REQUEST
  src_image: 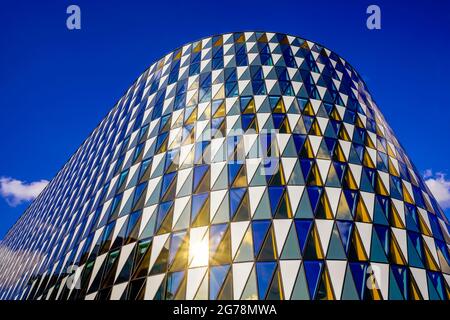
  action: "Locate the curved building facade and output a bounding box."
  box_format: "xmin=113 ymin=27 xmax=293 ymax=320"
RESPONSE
xmin=0 ymin=32 xmax=449 ymax=300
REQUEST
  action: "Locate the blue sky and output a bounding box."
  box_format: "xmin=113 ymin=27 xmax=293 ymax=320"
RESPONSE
xmin=0 ymin=0 xmax=449 ymax=238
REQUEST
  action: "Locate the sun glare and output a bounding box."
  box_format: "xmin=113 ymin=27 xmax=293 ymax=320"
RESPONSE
xmin=189 ymin=235 xmax=209 ymax=267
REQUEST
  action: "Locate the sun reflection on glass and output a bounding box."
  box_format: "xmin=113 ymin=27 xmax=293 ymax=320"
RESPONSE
xmin=189 ymin=230 xmax=209 ymax=267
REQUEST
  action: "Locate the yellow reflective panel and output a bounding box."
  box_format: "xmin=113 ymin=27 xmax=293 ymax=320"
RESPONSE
xmin=317 ymin=191 xmax=333 ymax=220
xmin=268 ymin=161 xmax=286 ymax=186
xmin=376 ymin=125 xmax=385 ymax=138
xmin=310 ymin=119 xmax=322 ymax=136
xmin=192 ymin=197 xmax=210 ymax=228
xmin=390 ymin=204 xmax=405 ymax=229
xmin=274 ymin=190 xmax=293 ymax=219
xmin=363 ymin=150 xmax=376 ymax=169
xmin=213 ymin=36 xmax=223 ymax=47
xmin=365 ymin=135 xmax=376 ymax=149
xmin=210 ymin=228 xmax=232 ymax=265
xmin=193 ymin=41 xmax=202 ymax=53
xmin=355 ymin=115 xmax=364 ymax=128
xmin=279 ymin=117 xmax=291 ymax=134
xmin=202 ymin=103 xmax=211 ymax=120
xmin=402 ymin=183 xmax=415 ymax=205
xmin=242 ymin=98 xmax=256 ymax=114
xmin=213 ymin=101 xmax=226 ymax=118
xmin=333 ymin=143 xmax=347 ymax=162
xmin=301 ymin=138 xmax=315 ymax=159
xmin=303 ymin=100 xmax=315 ymax=116
xmin=273 ymin=97 xmax=286 ymax=113
xmin=246 ymin=116 xmax=259 ymax=134
xmin=446 ymin=284 xmax=450 ymax=300
xmin=338 ymin=126 xmax=350 ymax=141
xmin=170 ymin=234 xmax=189 ymax=271
xmin=312 ymin=227 xmax=325 ymax=259
xmin=375 ymin=175 xmax=389 ymax=196
xmin=387 ymin=144 xmax=396 ymax=158
xmin=418 ymin=214 xmax=432 ymax=237
xmin=258 ymin=228 xmax=277 ymax=261
xmin=161 ymin=116 xmax=172 ymax=132
xmin=279 ymin=34 xmax=290 ymax=45
xmin=162 ymin=177 xmax=177 ymax=202
xmin=173 ymin=49 xmax=182 ymax=61
xmin=409 ymin=277 xmax=423 ymax=300
xmin=423 ymin=242 xmax=440 ymax=271
xmin=319 ymin=268 xmax=335 ymax=300
xmin=388 ymin=158 xmax=400 ymax=177
xmin=185 ymin=107 xmax=198 ymax=125
xmin=233 ymin=191 xmax=250 ymax=222
xmin=232 ymin=165 xmax=247 ymax=188
xmin=330 ymin=107 xmax=342 ymax=121
xmin=257 ymin=33 xmax=268 ymax=43
xmin=157 ymin=136 xmax=168 ymax=154
xmin=282 ymin=191 xmax=293 ymax=218
xmin=195 ymin=171 xmax=210 ymax=194
xmin=300 ymin=40 xmax=309 ymax=49
xmin=235 ymin=33 xmax=245 ymax=43
xmin=352 ymin=229 xmax=368 ymax=261
xmin=150 ymin=239 xmax=170 ymax=275
xmin=390 ymin=236 xmax=406 ymax=265
xmin=344 ymin=169 xmax=358 ymax=191
xmin=158 ymin=211 xmax=174 ymax=235
xmin=355 ymin=197 xmax=372 ymax=223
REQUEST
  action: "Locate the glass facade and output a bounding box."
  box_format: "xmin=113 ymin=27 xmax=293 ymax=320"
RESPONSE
xmin=0 ymin=31 xmax=449 ymax=300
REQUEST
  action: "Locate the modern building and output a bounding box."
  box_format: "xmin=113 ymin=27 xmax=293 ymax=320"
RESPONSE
xmin=0 ymin=32 xmax=449 ymax=300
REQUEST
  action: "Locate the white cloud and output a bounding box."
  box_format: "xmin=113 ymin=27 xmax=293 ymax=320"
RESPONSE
xmin=423 ymin=169 xmax=433 ymax=179
xmin=423 ymin=170 xmax=450 ymax=210
xmin=0 ymin=177 xmax=49 ymax=207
